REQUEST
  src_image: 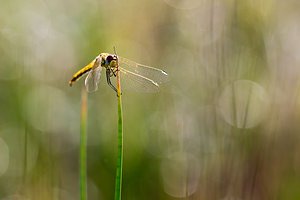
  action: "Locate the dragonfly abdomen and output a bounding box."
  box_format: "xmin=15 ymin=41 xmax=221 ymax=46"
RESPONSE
xmin=69 ymin=61 xmax=95 ymax=86
xmin=69 ymin=65 xmax=93 ymax=86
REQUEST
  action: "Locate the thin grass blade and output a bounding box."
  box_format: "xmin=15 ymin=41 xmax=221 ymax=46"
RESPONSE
xmin=80 ymin=87 xmax=88 ymax=200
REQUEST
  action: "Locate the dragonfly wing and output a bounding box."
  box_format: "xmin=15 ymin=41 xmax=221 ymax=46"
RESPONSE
xmin=119 ymin=67 xmax=160 ymax=93
xmin=85 ymin=67 xmax=102 ymax=92
xmin=119 ymin=57 xmax=169 ymax=84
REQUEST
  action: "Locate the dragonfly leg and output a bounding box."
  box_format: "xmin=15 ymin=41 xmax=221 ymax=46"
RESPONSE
xmin=111 ymin=67 xmax=118 ymax=77
xmin=106 ymin=69 xmax=118 ymax=95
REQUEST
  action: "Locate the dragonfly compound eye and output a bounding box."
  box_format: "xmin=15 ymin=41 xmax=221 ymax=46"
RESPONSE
xmin=106 ymin=55 xmax=113 ymax=63
xmin=106 ymin=55 xmax=118 ymax=66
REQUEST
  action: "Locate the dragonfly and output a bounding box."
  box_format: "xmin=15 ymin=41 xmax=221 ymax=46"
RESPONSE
xmin=69 ymin=52 xmax=169 ymax=95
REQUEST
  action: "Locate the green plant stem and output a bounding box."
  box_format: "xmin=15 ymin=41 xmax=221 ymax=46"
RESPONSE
xmin=80 ymin=87 xmax=88 ymax=200
xmin=114 ymin=62 xmax=123 ymax=200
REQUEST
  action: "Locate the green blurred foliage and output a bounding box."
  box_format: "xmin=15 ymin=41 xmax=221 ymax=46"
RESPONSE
xmin=1 ymin=0 xmax=300 ymax=199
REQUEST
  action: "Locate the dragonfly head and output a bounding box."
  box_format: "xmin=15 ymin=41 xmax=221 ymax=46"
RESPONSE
xmin=105 ymin=54 xmax=118 ymax=67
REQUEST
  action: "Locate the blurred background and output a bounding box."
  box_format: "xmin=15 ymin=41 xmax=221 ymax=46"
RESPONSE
xmin=1 ymin=0 xmax=300 ymax=199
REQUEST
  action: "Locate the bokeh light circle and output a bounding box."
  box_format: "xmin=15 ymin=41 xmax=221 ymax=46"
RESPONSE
xmin=23 ymin=85 xmax=79 ymax=139
xmin=160 ymin=152 xmax=200 ymax=198
xmin=219 ymin=80 xmax=269 ymax=128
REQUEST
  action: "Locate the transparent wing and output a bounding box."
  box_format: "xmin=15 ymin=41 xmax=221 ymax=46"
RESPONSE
xmin=119 ymin=57 xmax=169 ymax=84
xmin=119 ymin=67 xmax=160 ymax=93
xmin=85 ymin=67 xmax=102 ymax=92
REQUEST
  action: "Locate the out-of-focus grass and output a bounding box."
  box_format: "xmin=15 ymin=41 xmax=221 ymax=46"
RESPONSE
xmin=80 ymin=87 xmax=88 ymax=200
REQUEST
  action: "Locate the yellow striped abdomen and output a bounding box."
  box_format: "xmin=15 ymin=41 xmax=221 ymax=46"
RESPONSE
xmin=69 ymin=60 xmax=95 ymax=86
